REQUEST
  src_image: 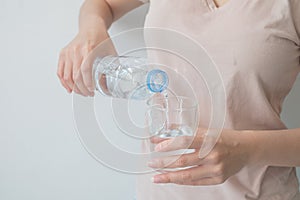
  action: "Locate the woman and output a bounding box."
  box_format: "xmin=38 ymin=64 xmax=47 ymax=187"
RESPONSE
xmin=57 ymin=0 xmax=300 ymax=199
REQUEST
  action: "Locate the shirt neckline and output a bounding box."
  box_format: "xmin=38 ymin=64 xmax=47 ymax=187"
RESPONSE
xmin=205 ymin=0 xmax=237 ymax=13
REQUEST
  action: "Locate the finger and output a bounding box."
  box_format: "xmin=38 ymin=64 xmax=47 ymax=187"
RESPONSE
xmin=154 ymin=137 xmax=191 ymax=152
xmin=190 ymin=175 xmax=226 ymax=186
xmin=148 ymin=148 xmax=221 ymax=169
xmin=72 ymin=50 xmax=83 ymax=83
xmin=63 ymin=60 xmax=75 ymax=91
xmin=152 ymin=165 xmax=217 ymax=184
xmin=148 ymin=151 xmax=203 ymax=169
xmin=150 ymin=136 xmax=168 ymax=144
xmin=172 ymin=177 xmax=214 ymax=186
xmin=57 ymin=54 xmax=71 ymax=93
xmin=98 ymin=74 xmax=110 ymax=94
xmin=81 ymin=55 xmax=95 ymax=93
xmin=74 ymin=72 xmax=92 ymax=96
xmin=72 ymin=51 xmax=93 ymax=96
xmin=73 ymin=84 xmax=81 ymax=94
xmin=155 ymin=135 xmax=204 ymax=152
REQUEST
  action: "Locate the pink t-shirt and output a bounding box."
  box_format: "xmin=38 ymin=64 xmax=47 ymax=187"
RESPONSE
xmin=136 ymin=0 xmax=300 ymax=199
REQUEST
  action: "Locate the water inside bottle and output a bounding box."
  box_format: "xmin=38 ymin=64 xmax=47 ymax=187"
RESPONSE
xmin=94 ymin=56 xmax=170 ymax=100
xmin=94 ymin=56 xmax=149 ymax=100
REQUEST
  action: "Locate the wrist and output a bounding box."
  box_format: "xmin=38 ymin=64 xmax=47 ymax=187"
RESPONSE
xmin=239 ymin=130 xmax=265 ymax=166
xmin=78 ymin=16 xmax=109 ymax=37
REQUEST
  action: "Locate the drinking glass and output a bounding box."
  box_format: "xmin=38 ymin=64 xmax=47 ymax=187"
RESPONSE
xmin=146 ymin=95 xmax=199 ymax=139
xmin=146 ymin=95 xmax=199 ymax=171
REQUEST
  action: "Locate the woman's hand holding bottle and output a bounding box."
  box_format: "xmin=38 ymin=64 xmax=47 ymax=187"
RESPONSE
xmin=57 ymin=0 xmax=144 ymax=96
xmin=57 ymin=29 xmax=110 ymax=96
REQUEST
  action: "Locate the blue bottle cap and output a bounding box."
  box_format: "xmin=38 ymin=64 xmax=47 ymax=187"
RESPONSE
xmin=146 ymin=69 xmax=169 ymax=93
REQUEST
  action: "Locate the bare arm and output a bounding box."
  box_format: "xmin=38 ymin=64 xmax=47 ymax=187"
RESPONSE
xmin=249 ymin=128 xmax=300 ymax=167
xmin=78 ymin=0 xmax=143 ymax=31
xmin=148 ymin=127 xmax=300 ymax=185
xmin=57 ymin=0 xmax=144 ymax=96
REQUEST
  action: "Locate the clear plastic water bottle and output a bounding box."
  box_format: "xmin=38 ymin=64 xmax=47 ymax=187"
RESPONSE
xmin=93 ymin=56 xmax=168 ymax=100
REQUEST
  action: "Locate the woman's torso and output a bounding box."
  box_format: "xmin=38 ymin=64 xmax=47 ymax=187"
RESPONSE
xmin=137 ymin=0 xmax=300 ymax=199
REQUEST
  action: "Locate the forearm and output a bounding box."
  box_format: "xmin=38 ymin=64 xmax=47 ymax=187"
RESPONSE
xmin=78 ymin=0 xmax=113 ymax=35
xmin=245 ymin=128 xmax=300 ymax=167
xmin=78 ymin=0 xmax=143 ymax=34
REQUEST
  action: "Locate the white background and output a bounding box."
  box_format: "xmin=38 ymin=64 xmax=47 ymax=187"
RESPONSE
xmin=0 ymin=0 xmax=299 ymax=199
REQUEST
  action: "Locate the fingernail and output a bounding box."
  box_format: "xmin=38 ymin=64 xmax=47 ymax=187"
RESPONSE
xmin=150 ymin=137 xmax=158 ymax=143
xmin=155 ymin=140 xmax=171 ymax=151
xmin=147 ymin=160 xmax=158 ymax=168
xmin=154 ymin=144 xmax=161 ymax=152
xmin=147 ymin=161 xmax=154 ymax=167
xmin=152 ymin=176 xmax=163 ymax=183
xmin=88 ymin=87 xmax=94 ymax=92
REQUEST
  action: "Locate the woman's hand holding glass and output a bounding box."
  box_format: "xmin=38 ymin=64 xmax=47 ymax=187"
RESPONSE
xmin=148 ymin=128 xmax=256 ymax=186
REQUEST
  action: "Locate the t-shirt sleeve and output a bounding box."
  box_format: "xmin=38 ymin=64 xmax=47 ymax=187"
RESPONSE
xmin=290 ymin=0 xmax=300 ymax=66
xmin=291 ymin=0 xmax=300 ymax=45
xmin=139 ymin=0 xmax=149 ymax=3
